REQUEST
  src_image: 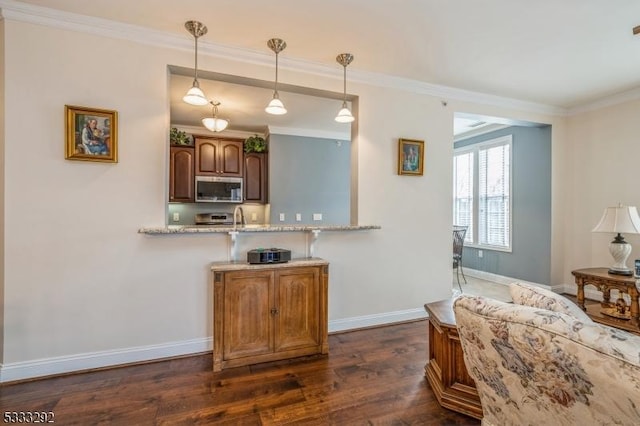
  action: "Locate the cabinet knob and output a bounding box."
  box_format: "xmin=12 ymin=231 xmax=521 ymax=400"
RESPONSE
xmin=270 ymin=308 xmax=279 ymax=315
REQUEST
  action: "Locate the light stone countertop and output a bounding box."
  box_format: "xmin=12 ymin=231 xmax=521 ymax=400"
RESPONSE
xmin=211 ymin=257 xmax=329 ymax=271
xmin=138 ymin=224 xmax=381 ymax=234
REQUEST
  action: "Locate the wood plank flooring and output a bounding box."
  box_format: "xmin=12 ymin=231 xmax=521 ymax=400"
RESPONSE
xmin=1 ymin=320 xmax=479 ymax=425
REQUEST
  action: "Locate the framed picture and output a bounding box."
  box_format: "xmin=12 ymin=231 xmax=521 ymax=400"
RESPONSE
xmin=65 ymin=105 xmax=118 ymax=163
xmin=398 ymin=138 xmax=424 ymax=175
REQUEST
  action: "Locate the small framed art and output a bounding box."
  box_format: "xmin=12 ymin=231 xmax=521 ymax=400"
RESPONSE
xmin=65 ymin=105 xmax=118 ymax=163
xmin=398 ymin=138 xmax=424 ymax=175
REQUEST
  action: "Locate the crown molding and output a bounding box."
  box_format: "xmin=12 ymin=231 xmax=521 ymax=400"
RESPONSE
xmin=454 ymin=124 xmax=510 ymax=143
xmin=567 ymin=86 xmax=640 ymax=115
xmin=268 ymin=126 xmax=350 ymax=141
xmin=3 ymin=0 xmax=630 ymax=117
xmin=171 ymin=124 xmax=262 ymax=140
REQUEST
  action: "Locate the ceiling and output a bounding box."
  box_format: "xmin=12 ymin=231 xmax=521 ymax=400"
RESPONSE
xmin=10 ymin=0 xmax=640 ymax=135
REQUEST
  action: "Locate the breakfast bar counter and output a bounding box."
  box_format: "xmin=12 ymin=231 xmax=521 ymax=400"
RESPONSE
xmin=138 ymin=224 xmax=381 ymax=261
xmin=138 ymin=224 xmax=380 ymax=234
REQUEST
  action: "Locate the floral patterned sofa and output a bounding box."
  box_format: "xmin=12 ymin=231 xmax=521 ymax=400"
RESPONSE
xmin=453 ymin=283 xmax=640 ymax=426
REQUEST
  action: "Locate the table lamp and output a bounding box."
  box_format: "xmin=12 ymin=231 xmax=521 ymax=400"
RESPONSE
xmin=592 ymin=204 xmax=640 ymax=276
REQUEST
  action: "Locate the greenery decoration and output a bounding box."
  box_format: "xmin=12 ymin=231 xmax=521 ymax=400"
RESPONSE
xmin=170 ymin=127 xmax=192 ymax=145
xmin=244 ymin=135 xmax=268 ymax=153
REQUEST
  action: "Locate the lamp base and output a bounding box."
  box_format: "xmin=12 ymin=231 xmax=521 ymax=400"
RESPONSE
xmin=608 ymin=268 xmax=633 ymax=276
xmin=608 ymin=237 xmax=633 ymax=277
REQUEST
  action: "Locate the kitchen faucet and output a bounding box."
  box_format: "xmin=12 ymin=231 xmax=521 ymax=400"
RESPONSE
xmin=233 ymin=205 xmax=245 ymax=230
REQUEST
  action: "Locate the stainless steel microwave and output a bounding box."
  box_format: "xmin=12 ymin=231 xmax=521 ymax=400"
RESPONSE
xmin=195 ymin=176 xmax=243 ymax=203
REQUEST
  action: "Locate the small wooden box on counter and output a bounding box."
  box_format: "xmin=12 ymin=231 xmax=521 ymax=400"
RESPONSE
xmin=211 ymin=258 xmax=329 ymax=372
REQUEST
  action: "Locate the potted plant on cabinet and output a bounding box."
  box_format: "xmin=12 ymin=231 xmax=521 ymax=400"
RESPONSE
xmin=169 ymin=127 xmax=193 ymax=145
xmin=244 ymin=135 xmax=267 ymax=153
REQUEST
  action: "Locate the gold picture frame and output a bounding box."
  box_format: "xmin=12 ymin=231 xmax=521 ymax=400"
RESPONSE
xmin=398 ymin=138 xmax=424 ymax=175
xmin=65 ymin=105 xmax=118 ymax=163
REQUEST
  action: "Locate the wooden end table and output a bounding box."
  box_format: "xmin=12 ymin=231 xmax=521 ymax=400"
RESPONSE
xmin=571 ymin=267 xmax=640 ymax=333
xmin=424 ymin=298 xmax=483 ymax=420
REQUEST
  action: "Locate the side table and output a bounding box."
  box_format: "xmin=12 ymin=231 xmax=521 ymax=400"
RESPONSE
xmin=424 ymin=298 xmax=483 ymax=420
xmin=571 ymin=267 xmax=640 ymax=333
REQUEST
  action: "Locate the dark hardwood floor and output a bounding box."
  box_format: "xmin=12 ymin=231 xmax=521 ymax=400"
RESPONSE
xmin=1 ymin=320 xmax=479 ymax=425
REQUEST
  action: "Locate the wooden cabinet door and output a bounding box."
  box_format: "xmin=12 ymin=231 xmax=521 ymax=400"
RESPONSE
xmin=244 ymin=153 xmax=268 ymax=203
xmin=195 ymin=138 xmax=218 ymax=175
xmin=218 ymin=140 xmax=243 ymax=177
xmin=195 ymin=137 xmax=243 ymax=176
xmin=223 ymin=270 xmax=274 ymax=360
xmin=274 ymin=267 xmax=321 ymax=352
xmin=169 ymin=146 xmax=194 ymax=202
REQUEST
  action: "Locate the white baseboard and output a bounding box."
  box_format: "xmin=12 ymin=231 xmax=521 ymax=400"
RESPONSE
xmin=0 ymin=308 xmax=428 ymax=383
xmin=464 ymin=268 xmax=565 ymax=293
xmin=328 ymin=308 xmax=427 ymax=333
xmin=0 ymin=337 xmax=212 ymax=383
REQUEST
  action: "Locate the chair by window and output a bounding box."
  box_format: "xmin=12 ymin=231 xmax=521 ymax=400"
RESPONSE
xmin=453 ymin=225 xmax=468 ymax=291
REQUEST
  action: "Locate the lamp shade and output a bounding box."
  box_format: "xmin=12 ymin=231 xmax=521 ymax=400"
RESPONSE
xmin=265 ymin=97 xmax=287 ymax=115
xmin=202 ymin=117 xmax=229 ymax=132
xmin=592 ymin=205 xmax=640 ymax=234
xmin=335 ymin=105 xmax=355 ymax=123
xmin=183 ymin=86 xmax=208 ymax=106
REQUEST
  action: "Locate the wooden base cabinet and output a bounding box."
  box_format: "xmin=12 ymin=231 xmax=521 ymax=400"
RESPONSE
xmin=424 ymin=299 xmax=483 ymax=420
xmin=212 ymin=260 xmax=329 ymax=372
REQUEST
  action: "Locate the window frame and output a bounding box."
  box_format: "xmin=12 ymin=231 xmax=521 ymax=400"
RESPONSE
xmin=453 ymin=134 xmax=513 ymax=253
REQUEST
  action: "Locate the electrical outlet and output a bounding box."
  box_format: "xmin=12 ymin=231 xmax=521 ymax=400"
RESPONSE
xmin=313 ymin=213 xmax=322 ymax=221
xmin=478 ymin=250 xmax=483 ymax=258
xmin=251 ymin=213 xmax=257 ymax=222
xmin=279 ymin=213 xmax=285 ymax=221
xmin=172 ymin=212 xmax=180 ymax=222
xmin=296 ymin=213 xmax=302 ymax=221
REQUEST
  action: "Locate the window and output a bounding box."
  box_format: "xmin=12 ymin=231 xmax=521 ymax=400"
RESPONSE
xmin=453 ymin=135 xmax=512 ymax=251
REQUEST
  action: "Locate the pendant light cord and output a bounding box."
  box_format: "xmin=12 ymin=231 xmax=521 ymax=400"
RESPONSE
xmin=193 ymin=35 xmax=199 ymax=86
xmin=343 ymin=65 xmax=347 ymax=103
xmin=274 ymin=52 xmax=279 ymax=96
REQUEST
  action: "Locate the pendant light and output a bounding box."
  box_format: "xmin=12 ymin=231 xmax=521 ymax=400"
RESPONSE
xmin=183 ymin=21 xmax=209 ymax=106
xmin=335 ymin=53 xmax=355 ymax=123
xmin=265 ymin=38 xmax=287 ymax=115
xmin=202 ymin=101 xmax=229 ymax=132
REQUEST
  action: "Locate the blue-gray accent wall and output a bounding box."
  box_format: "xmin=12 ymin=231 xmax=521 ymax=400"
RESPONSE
xmin=269 ymin=134 xmax=350 ymax=225
xmin=454 ymin=125 xmax=552 ymax=285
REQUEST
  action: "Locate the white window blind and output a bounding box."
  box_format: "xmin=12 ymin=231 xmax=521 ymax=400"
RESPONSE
xmin=453 ymin=135 xmax=512 ymax=251
xmin=453 ymin=151 xmax=474 ymax=242
xmin=478 ymin=143 xmax=510 ymax=248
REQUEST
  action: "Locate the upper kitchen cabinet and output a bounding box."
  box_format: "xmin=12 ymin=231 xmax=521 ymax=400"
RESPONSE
xmin=244 ymin=152 xmax=268 ymax=204
xmin=195 ymin=136 xmax=243 ymax=177
xmin=169 ymin=145 xmax=195 ymax=202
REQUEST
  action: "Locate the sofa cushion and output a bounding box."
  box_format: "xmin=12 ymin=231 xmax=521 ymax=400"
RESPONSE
xmin=509 ymin=281 xmax=592 ymax=323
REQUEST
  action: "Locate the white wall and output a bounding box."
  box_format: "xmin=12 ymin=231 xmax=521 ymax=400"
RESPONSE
xmin=0 ymin=15 xmax=565 ymax=380
xmin=563 ymin=99 xmax=640 ymax=288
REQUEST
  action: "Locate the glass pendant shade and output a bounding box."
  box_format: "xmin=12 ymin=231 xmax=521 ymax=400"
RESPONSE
xmin=202 ymin=117 xmax=229 ymax=132
xmin=183 ymin=85 xmax=208 ymax=106
xmin=265 ymin=96 xmax=287 ymax=115
xmin=335 ymin=102 xmax=355 ymax=123
xmin=202 ymin=101 xmax=229 ymax=132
